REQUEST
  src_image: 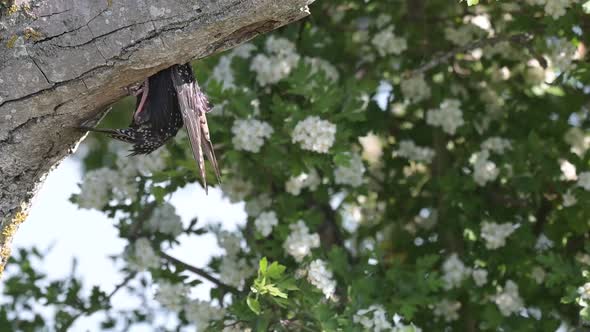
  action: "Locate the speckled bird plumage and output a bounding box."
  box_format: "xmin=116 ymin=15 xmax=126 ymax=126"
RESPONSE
xmin=80 ymin=63 xmax=220 ymax=191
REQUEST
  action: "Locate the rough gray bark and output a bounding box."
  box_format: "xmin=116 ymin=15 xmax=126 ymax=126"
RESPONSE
xmin=0 ymin=0 xmax=313 ymax=276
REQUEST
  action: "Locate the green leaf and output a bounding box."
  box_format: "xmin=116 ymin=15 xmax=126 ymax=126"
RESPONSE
xmin=266 ymin=284 xmax=288 ymax=298
xmin=583 ymin=0 xmax=590 ymax=13
xmin=247 ymin=296 xmax=261 ymax=315
xmin=151 ymin=186 xmax=166 ymax=203
xmin=258 ymin=257 xmax=268 ymax=276
xmin=267 ymin=262 xmax=286 ymax=279
xmin=277 ymin=278 xmax=299 ymax=291
xmin=466 ymin=0 xmax=479 ymax=5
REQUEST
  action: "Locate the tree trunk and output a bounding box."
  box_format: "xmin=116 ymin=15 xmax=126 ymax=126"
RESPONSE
xmin=0 ymin=0 xmax=313 ymax=276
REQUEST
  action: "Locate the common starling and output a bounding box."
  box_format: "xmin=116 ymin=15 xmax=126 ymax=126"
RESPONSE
xmin=80 ymin=63 xmax=220 ymax=191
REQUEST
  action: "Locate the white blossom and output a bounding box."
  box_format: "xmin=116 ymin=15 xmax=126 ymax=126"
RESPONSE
xmin=212 ymin=55 xmax=235 ymax=90
xmin=577 ymin=253 xmax=590 ymax=266
xmin=442 ymin=253 xmax=470 ymax=290
xmin=445 ymin=24 xmax=484 ymax=46
xmin=304 ymin=57 xmax=339 ymax=82
xmin=493 ymin=280 xmax=524 ymax=316
xmin=481 ymin=222 xmax=517 ymax=249
xmin=184 ymin=300 xmax=225 ymax=331
xmin=231 ymin=119 xmax=274 ymax=153
xmin=283 ymin=220 xmax=320 ymax=262
xmin=334 ymin=153 xmax=366 ymax=187
xmin=481 ymin=137 xmax=512 ymax=154
xmin=306 ymin=259 xmax=337 ymax=299
xmin=340 ymin=203 xmax=363 ymax=233
xmin=285 ymin=169 xmax=321 ymax=195
xmin=564 ymin=127 xmax=590 ymax=156
xmin=577 ymin=172 xmax=590 ymax=191
xmin=547 ymin=37 xmax=578 ymax=73
xmin=375 ymin=14 xmax=392 ymax=28
xmin=472 ymin=269 xmax=488 ymax=287
xmin=220 ymin=177 xmax=253 ymax=203
xmin=414 ymin=208 xmax=438 ymax=230
xmin=470 ymin=150 xmax=499 ymax=186
xmin=217 ymin=231 xmax=242 ymax=256
xmin=292 ymin=116 xmax=337 ymax=153
xmin=526 ymin=307 xmax=543 ymax=320
xmin=245 ymin=194 xmax=272 ymax=217
xmin=400 ymin=73 xmax=431 ymax=103
xmin=250 ymin=36 xmax=300 ymax=86
xmin=155 ymin=282 xmax=190 ymax=312
xmin=560 ymin=160 xmax=578 ymax=181
xmin=216 ymin=231 xmax=255 ymax=289
xmin=353 ymin=305 xmax=393 ymax=331
xmin=232 ymin=43 xmax=257 ymax=59
xmin=115 ymin=146 xmax=168 ymax=177
xmin=145 ymin=203 xmax=183 ymax=237
xmin=222 ymin=321 xmax=252 ymax=332
xmin=395 ymin=140 xmax=435 ymax=163
xmin=578 ymin=282 xmax=590 ymax=301
xmin=254 ymin=211 xmax=278 ymax=237
xmin=219 ymin=255 xmax=255 ymax=289
xmin=563 ymin=190 xmax=577 ymax=207
xmin=359 ymin=132 xmax=384 ymax=164
xmin=426 ymin=99 xmax=464 ymax=135
xmin=535 ymin=234 xmax=554 ymax=252
xmin=77 ymin=168 xmax=119 ymax=209
xmin=531 ymin=266 xmax=546 ymax=284
xmin=371 ymin=26 xmax=407 ymax=56
xmin=211 ymin=43 xmax=256 ymax=90
xmin=525 ymin=0 xmax=577 ymax=19
xmin=127 ymin=238 xmax=159 ymax=271
xmin=433 ymin=300 xmax=461 ymax=322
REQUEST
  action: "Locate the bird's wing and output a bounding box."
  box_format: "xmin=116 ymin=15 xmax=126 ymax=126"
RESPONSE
xmin=171 ymin=64 xmax=209 ymax=192
xmin=194 ymin=84 xmax=221 ymax=182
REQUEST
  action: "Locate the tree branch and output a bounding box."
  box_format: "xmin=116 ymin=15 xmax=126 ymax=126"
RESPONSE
xmin=405 ymin=33 xmax=533 ymax=77
xmin=159 ymin=250 xmax=239 ymax=295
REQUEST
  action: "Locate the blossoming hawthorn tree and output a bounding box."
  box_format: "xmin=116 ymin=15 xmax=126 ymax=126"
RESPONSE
xmin=3 ymin=0 xmax=590 ymax=331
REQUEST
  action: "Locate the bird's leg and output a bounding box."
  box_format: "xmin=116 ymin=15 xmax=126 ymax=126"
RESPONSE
xmin=133 ymin=79 xmax=150 ymax=122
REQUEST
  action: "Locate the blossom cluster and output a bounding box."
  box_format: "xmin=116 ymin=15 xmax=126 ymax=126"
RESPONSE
xmin=306 ymin=259 xmax=337 ymax=299
xmin=442 ymin=253 xmax=469 ymax=290
xmin=395 ymin=140 xmax=435 ymax=163
xmin=481 ymin=137 xmax=512 ymax=154
xmin=400 ymin=73 xmax=431 ymax=103
xmin=285 ymin=169 xmax=321 ymax=196
xmin=283 ymin=220 xmax=320 ymax=262
xmin=480 ymin=222 xmax=517 ymax=249
xmin=250 ymin=36 xmax=300 ymax=86
xmin=525 ymin=0 xmax=578 ymax=19
xmin=426 ymin=99 xmax=464 ymax=135
xmin=333 ymin=153 xmax=366 ymax=187
xmin=353 ymin=305 xmax=393 ymax=331
xmin=217 ymin=231 xmax=255 ymax=289
xmin=291 ymin=116 xmax=337 ymax=153
xmin=145 ymin=202 xmax=183 ymax=237
xmin=77 ymin=145 xmax=168 ymax=209
xmin=493 ymin=280 xmax=524 ymax=316
xmin=470 ymin=150 xmax=499 ymax=186
xmin=231 ymin=118 xmax=274 ymax=153
xmin=304 ymin=57 xmax=340 ymax=82
xmin=212 ymin=43 xmax=257 ymax=90
xmin=254 ymin=211 xmax=278 ymax=237
xmin=371 ymin=26 xmax=407 ymax=56
xmin=127 ymin=238 xmax=159 ymax=271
